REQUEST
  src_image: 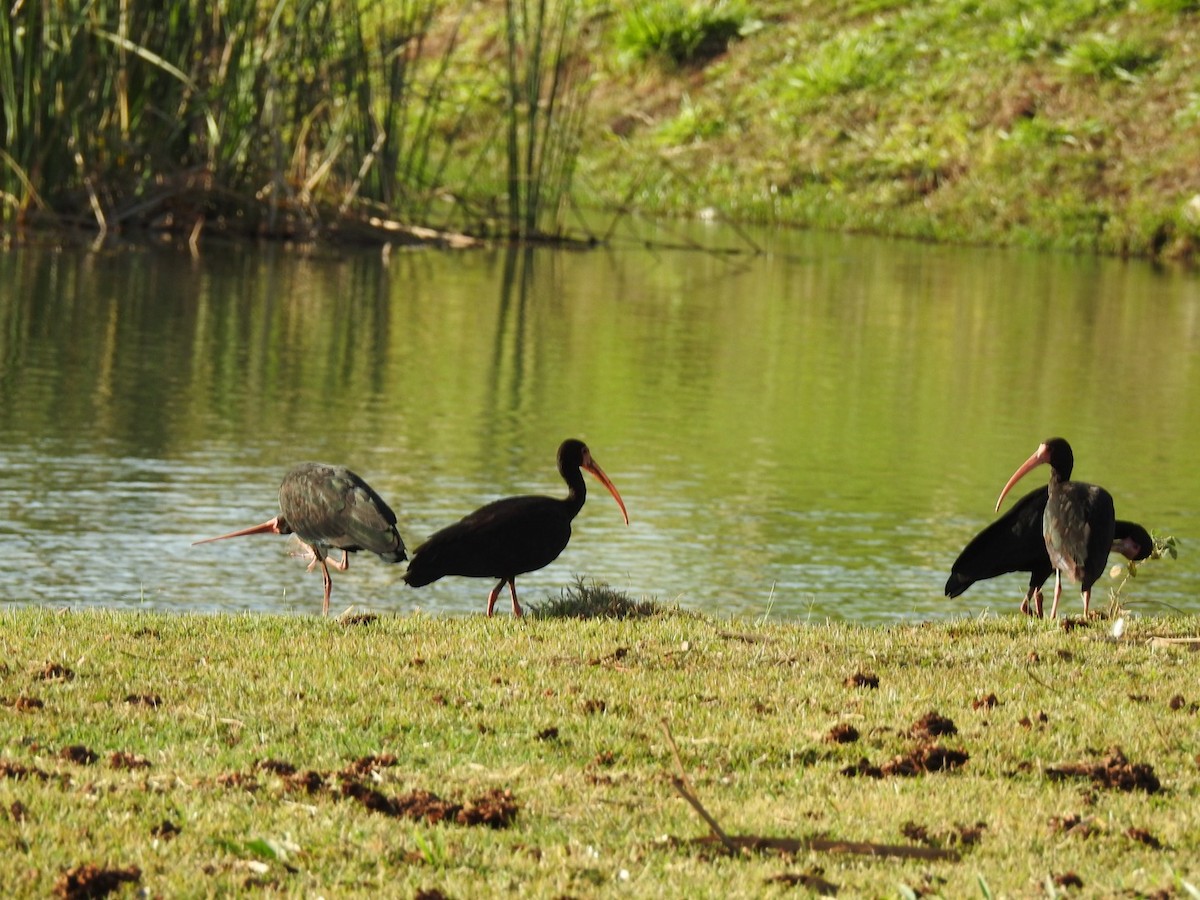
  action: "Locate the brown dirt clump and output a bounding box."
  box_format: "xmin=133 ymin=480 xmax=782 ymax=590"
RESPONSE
xmin=0 ymin=760 xmax=49 ymax=781
xmin=901 ymin=820 xmax=986 ymax=848
xmin=108 ymin=751 xmax=150 ymax=770
xmin=124 ymin=694 xmax=162 ymax=708
xmin=845 ymin=671 xmax=879 ymax=689
xmin=38 ymin=663 xmax=75 ymax=681
xmin=283 ymin=770 xmax=327 ymax=794
xmin=535 ymin=727 xmax=560 ymax=741
xmin=881 ymin=744 xmax=969 ymax=777
xmin=255 ymin=759 xmax=297 ymax=776
xmin=1053 ymin=871 xmax=1084 ymax=889
xmin=910 ymin=711 xmax=957 ymax=740
xmin=7 ymin=695 xmax=44 ymax=711
xmin=59 ymin=745 xmax=98 ymax=766
xmin=342 ymin=754 xmax=398 ymax=777
xmin=840 ymin=758 xmax=884 ymax=778
xmin=1126 ymin=827 xmax=1163 ymax=849
xmin=826 ymin=723 xmax=860 ymax=744
xmin=53 ymin=863 xmax=140 ymax=899
xmin=972 ymin=693 xmax=999 ymax=710
xmin=1045 ymin=747 xmax=1161 ymax=794
xmin=765 ymin=870 xmax=838 ymax=895
xmin=151 ymin=820 xmax=181 ymax=840
xmin=1049 ymin=813 xmax=1100 ymax=838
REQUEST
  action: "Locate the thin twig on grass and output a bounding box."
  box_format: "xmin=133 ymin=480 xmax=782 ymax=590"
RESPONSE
xmin=660 ymin=718 xmax=961 ymax=862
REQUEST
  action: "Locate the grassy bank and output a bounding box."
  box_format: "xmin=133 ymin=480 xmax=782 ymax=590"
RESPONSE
xmin=2 ymin=606 xmax=1199 ymax=897
xmin=566 ymin=0 xmax=1200 ymax=259
xmin=5 ymin=2 xmax=1199 ymax=258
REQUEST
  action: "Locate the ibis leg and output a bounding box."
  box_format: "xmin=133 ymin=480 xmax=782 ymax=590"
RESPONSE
xmin=1081 ymin=589 xmax=1091 ymax=618
xmin=330 ymin=550 xmax=350 ymax=573
xmin=486 ymin=579 xmax=505 ymax=617
xmin=1033 ymin=587 xmax=1044 ymax=619
xmin=319 ymin=559 xmax=332 ymax=616
xmin=508 ymin=579 xmax=523 ymax=618
xmin=1049 ymin=572 xmax=1063 ymax=620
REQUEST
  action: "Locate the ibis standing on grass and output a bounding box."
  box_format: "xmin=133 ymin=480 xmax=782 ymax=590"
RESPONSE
xmin=194 ymin=463 xmax=407 ymax=615
xmin=945 ymin=485 xmax=1152 ymax=617
xmin=993 ymin=438 xmax=1116 ymax=619
xmin=403 ymin=439 xmax=629 ymax=617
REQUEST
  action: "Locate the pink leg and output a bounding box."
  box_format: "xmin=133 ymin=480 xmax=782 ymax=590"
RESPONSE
xmin=508 ymin=580 xmax=523 ymax=618
xmin=1033 ymin=587 xmax=1044 ymax=619
xmin=1081 ymin=589 xmax=1090 ymax=618
xmin=1019 ymin=589 xmax=1032 ymax=617
xmin=319 ymin=559 xmax=332 ymax=616
xmin=1049 ymin=572 xmax=1063 ymax=620
xmin=329 ymin=550 xmax=350 ymax=572
xmin=486 ymin=579 xmax=505 ymax=617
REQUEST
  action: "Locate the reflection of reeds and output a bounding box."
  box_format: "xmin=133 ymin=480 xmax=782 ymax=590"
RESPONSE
xmin=0 ymin=1 xmax=483 ymax=240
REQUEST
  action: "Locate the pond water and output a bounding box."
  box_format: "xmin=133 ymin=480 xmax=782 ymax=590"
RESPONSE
xmin=0 ymin=228 xmax=1197 ymax=622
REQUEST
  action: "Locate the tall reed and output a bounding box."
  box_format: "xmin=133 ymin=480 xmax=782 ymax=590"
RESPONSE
xmin=501 ymin=0 xmax=591 ymax=240
xmin=0 ymin=0 xmax=475 ymax=239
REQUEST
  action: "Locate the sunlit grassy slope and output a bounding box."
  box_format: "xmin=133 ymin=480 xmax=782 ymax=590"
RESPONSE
xmin=2 ymin=606 xmax=1198 ymax=897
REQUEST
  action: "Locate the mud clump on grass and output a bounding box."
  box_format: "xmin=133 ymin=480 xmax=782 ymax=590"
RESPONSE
xmin=825 ymin=723 xmax=860 ymax=744
xmin=284 ymin=770 xmax=327 ymax=794
xmin=840 ymin=758 xmax=883 ymax=778
xmin=0 ymin=760 xmax=49 ymax=781
xmin=341 ymin=783 xmax=519 ymax=828
xmin=1046 ymin=747 xmax=1161 ymax=793
xmin=124 ymin=694 xmax=162 ymax=708
xmin=108 ymin=751 xmax=150 ymax=770
xmin=1049 ymin=813 xmax=1100 ymax=838
xmin=6 ymin=695 xmax=44 ymax=711
xmin=53 ymin=863 xmax=140 ymax=899
xmin=910 ymin=711 xmax=957 ymax=740
xmin=1053 ymin=871 xmax=1084 ymax=889
xmin=972 ymin=693 xmax=999 ymax=710
xmin=151 ymin=820 xmax=181 ymax=840
xmin=845 ymin=671 xmax=879 ymax=689
xmin=59 ymin=745 xmax=98 ymax=766
xmin=901 ymin=820 xmax=986 ymax=848
xmin=880 ymin=744 xmax=969 ymax=777
xmin=38 ymin=663 xmax=75 ymax=682
xmin=1126 ymin=827 xmax=1163 ymax=849
xmin=341 ymin=754 xmax=398 ymax=777
xmin=256 ymin=759 xmax=297 ymax=776
xmin=765 ymin=870 xmax=838 ymax=895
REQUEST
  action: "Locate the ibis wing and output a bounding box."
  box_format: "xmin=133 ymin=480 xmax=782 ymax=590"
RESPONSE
xmin=1044 ymin=482 xmax=1114 ymax=588
xmin=945 ymin=487 xmax=1051 ymax=597
xmin=280 ymin=463 xmax=406 ymax=561
xmin=405 ymin=495 xmax=572 ymax=585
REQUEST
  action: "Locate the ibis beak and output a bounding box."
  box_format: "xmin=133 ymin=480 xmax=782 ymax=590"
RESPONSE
xmin=995 ymin=443 xmax=1051 ymax=512
xmin=192 ymin=515 xmax=291 ymax=545
xmin=582 ymin=454 xmax=629 ymax=525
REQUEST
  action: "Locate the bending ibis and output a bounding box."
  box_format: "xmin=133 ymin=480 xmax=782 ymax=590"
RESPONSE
xmin=994 ymin=438 xmax=1115 ymax=619
xmin=403 ymin=439 xmax=629 ymax=617
xmin=194 ymin=463 xmax=407 ymax=615
xmin=945 ymin=485 xmax=1152 ymax=617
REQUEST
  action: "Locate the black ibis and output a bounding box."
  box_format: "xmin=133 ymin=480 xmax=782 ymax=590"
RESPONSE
xmin=403 ymin=439 xmax=629 ymax=617
xmin=993 ymin=438 xmax=1116 ymax=619
xmin=945 ymin=485 xmax=1152 ymax=617
xmin=194 ymin=463 xmax=407 ymax=614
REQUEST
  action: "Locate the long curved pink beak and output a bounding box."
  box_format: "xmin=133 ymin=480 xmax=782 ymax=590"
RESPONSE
xmin=582 ymin=455 xmax=629 ymax=525
xmin=192 ymin=515 xmax=289 ymax=545
xmin=995 ymin=443 xmax=1051 ymax=512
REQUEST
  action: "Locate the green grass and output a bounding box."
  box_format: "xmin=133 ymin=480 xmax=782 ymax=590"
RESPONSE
xmin=2 ymin=606 xmax=1199 ymax=896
